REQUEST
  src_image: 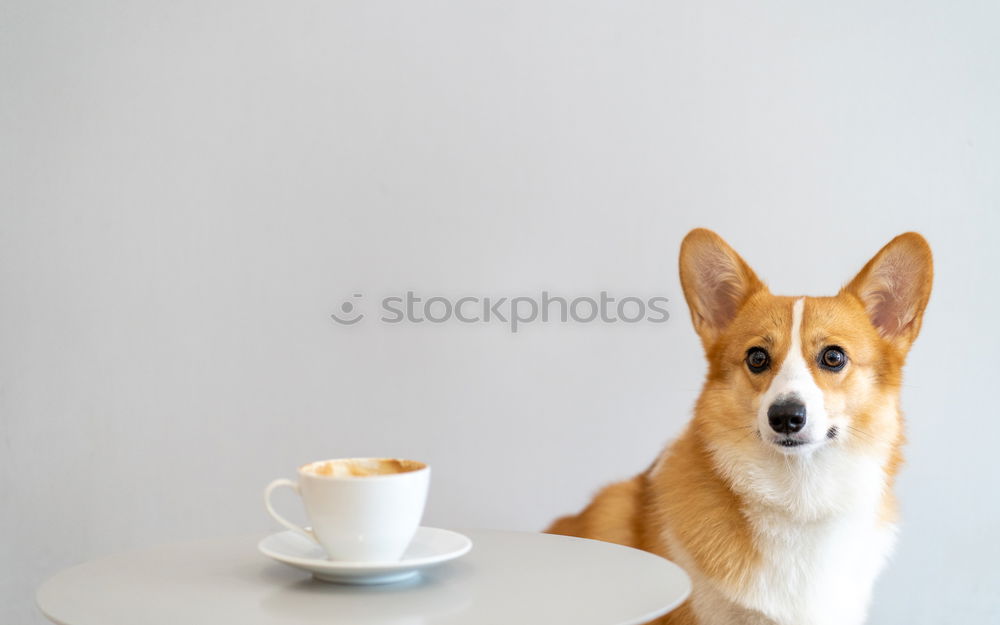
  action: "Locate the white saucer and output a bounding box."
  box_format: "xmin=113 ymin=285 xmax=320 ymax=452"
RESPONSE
xmin=258 ymin=527 xmax=472 ymax=585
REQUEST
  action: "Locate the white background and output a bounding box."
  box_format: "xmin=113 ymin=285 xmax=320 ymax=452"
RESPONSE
xmin=3 ymin=1 xmax=999 ymax=623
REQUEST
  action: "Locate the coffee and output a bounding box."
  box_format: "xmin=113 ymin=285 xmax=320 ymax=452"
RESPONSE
xmin=265 ymin=457 xmax=430 ymax=562
xmin=304 ymin=458 xmax=425 ymax=478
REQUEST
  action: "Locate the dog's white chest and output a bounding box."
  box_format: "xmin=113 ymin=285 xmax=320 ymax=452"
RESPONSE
xmin=740 ymin=510 xmax=897 ymax=625
xmin=672 ymin=450 xmax=898 ymax=625
xmin=670 ymin=513 xmax=895 ymax=625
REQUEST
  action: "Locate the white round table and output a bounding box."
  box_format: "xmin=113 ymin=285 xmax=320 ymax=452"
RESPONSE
xmin=37 ymin=529 xmax=690 ymax=625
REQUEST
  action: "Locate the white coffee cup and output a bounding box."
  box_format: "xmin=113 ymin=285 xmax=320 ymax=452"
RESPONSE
xmin=264 ymin=457 xmax=430 ymax=562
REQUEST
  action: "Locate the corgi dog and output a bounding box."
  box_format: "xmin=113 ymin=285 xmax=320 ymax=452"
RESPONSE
xmin=547 ymin=228 xmax=933 ymax=625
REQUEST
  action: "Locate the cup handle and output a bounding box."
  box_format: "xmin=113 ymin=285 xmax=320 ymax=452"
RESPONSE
xmin=264 ymin=478 xmax=317 ymax=542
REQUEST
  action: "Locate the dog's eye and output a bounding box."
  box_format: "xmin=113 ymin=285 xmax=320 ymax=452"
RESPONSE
xmin=745 ymin=347 xmax=770 ymax=373
xmin=819 ymin=346 xmax=847 ymax=371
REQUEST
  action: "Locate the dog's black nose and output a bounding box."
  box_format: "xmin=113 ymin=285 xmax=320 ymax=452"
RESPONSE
xmin=768 ymin=399 xmax=806 ymax=434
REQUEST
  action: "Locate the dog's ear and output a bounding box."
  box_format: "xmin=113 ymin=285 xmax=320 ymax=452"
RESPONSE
xmin=842 ymin=232 xmax=933 ymax=352
xmin=679 ymin=229 xmax=766 ymax=349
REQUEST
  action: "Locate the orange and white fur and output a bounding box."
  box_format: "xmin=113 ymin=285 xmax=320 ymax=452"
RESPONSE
xmin=547 ymin=229 xmax=933 ymax=625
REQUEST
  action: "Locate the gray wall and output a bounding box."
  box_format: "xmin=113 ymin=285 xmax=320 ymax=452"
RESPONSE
xmin=3 ymin=1 xmax=998 ymax=623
